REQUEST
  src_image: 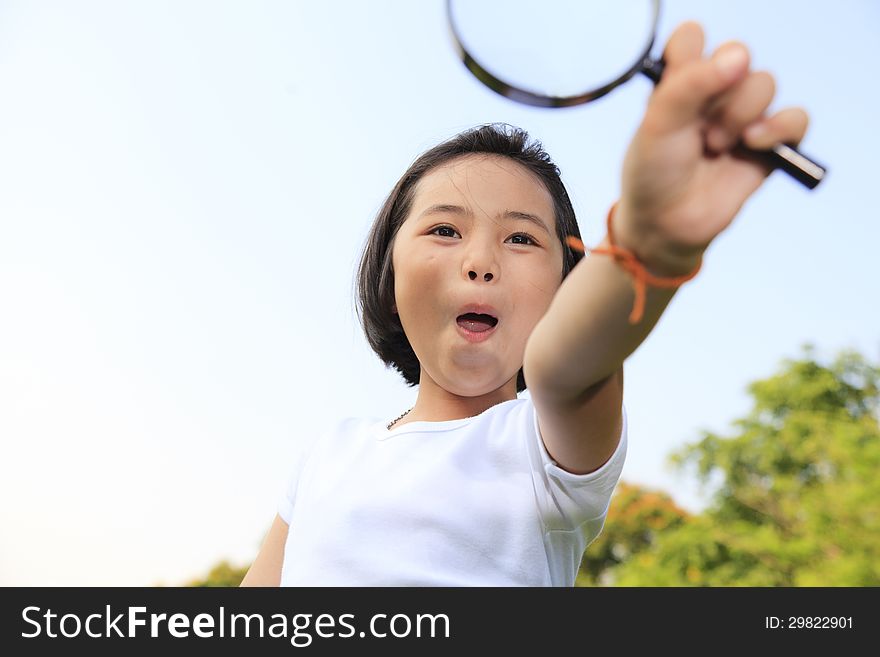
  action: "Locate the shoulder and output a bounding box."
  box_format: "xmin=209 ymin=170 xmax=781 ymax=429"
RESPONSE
xmin=282 ymin=415 xmax=373 ymax=471
xmin=276 ymin=414 xmax=378 ymax=523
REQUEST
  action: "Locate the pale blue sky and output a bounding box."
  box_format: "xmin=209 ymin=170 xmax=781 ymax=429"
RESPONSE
xmin=1 ymin=1 xmax=877 ymax=585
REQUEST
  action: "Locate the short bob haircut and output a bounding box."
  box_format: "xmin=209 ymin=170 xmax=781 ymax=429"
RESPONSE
xmin=354 ymin=123 xmax=585 ymax=393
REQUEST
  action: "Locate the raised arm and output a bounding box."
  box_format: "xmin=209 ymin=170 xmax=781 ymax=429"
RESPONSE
xmin=523 ymin=21 xmax=809 ymax=475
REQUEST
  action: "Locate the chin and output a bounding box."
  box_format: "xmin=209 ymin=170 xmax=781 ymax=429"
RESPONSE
xmin=443 ymin=373 xmax=509 ymax=397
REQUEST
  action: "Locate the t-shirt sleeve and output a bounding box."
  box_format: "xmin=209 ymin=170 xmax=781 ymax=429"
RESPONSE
xmin=276 ymin=419 xmax=353 ymax=524
xmin=276 ymin=435 xmax=321 ymax=525
xmin=525 ymin=396 xmax=628 ymax=533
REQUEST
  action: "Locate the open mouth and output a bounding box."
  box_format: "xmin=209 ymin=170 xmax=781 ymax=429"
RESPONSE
xmin=456 ymin=312 xmax=499 ymax=333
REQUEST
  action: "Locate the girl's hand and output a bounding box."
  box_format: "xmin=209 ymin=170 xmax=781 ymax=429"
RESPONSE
xmin=613 ymin=21 xmax=810 ymax=276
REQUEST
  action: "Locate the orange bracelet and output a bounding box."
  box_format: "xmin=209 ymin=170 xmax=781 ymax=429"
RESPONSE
xmin=565 ymin=201 xmax=702 ymax=325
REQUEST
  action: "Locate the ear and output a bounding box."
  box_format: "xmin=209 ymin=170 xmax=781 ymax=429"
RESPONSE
xmin=391 ymin=303 xmax=398 ymax=314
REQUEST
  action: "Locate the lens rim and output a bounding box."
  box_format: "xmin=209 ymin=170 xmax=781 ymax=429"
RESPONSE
xmin=446 ymin=0 xmax=662 ymax=108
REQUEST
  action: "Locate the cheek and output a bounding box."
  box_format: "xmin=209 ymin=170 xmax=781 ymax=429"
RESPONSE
xmin=514 ymin=265 xmax=560 ymax=311
xmin=395 ymin=254 xmax=448 ymax=322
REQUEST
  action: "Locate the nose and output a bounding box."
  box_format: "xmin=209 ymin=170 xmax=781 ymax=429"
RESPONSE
xmin=462 ymin=230 xmax=499 ymax=283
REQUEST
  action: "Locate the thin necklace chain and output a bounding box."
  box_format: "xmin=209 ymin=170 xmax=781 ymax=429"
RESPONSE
xmin=387 ymin=406 xmax=414 ymax=431
xmin=387 ymin=404 xmax=493 ymax=430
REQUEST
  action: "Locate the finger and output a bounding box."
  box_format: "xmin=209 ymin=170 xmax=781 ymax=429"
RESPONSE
xmin=662 ymin=21 xmax=705 ymax=69
xmin=742 ymin=107 xmax=810 ymax=150
xmin=703 ymin=68 xmax=774 ymax=121
xmin=647 ymin=41 xmax=750 ymax=133
xmin=704 ymin=71 xmax=776 ymax=153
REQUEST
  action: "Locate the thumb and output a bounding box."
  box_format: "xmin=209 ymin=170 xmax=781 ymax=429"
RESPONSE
xmin=647 ymin=43 xmax=750 ymax=133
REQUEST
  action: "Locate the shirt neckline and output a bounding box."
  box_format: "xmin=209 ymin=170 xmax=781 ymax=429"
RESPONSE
xmin=373 ymin=397 xmax=524 ymax=440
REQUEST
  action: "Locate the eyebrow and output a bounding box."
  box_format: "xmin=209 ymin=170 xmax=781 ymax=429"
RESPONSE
xmin=418 ymin=203 xmax=552 ymax=236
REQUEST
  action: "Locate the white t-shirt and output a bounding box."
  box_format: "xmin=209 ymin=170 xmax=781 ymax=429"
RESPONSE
xmin=277 ymin=395 xmax=628 ymax=586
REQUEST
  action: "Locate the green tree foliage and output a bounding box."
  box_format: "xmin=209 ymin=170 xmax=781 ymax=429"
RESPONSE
xmin=576 ymin=482 xmax=690 ymax=586
xmin=183 ymin=559 xmax=250 ymax=587
xmin=606 ymin=343 xmax=880 ymax=585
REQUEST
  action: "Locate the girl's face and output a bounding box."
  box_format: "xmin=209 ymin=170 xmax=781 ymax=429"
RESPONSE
xmin=391 ymin=154 xmax=565 ymax=398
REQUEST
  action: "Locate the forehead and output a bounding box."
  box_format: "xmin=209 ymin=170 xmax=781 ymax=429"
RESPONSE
xmin=411 ymin=154 xmax=555 ymax=225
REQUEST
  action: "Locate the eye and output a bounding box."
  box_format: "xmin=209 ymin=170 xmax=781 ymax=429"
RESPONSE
xmin=430 ymin=225 xmax=460 ymax=238
xmin=508 ymin=232 xmax=539 ymax=246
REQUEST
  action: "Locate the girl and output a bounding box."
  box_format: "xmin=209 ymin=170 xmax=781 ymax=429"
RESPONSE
xmin=241 ymin=22 xmax=809 ymax=586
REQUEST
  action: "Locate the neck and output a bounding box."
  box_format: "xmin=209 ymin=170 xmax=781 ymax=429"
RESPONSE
xmin=394 ymin=371 xmax=519 ymax=428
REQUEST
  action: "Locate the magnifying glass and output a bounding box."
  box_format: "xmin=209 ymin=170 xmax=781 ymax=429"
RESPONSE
xmin=446 ymin=0 xmax=826 ymax=190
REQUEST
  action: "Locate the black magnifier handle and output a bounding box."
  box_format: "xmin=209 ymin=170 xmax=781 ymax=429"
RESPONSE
xmin=640 ymin=57 xmax=826 ymax=190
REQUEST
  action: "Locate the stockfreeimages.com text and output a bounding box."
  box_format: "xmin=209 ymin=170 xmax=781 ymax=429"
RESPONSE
xmin=21 ymin=605 xmax=450 ymax=646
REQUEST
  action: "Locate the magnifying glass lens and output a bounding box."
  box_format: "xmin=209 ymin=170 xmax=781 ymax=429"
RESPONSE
xmin=449 ymin=0 xmax=656 ymax=98
xmin=449 ymin=0 xmax=826 ymax=189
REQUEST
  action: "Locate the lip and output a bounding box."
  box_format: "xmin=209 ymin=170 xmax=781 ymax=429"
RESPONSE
xmin=456 ymin=321 xmax=498 ymax=343
xmin=454 ymin=302 xmax=500 ymax=344
xmin=456 ymin=303 xmax=500 ymax=320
